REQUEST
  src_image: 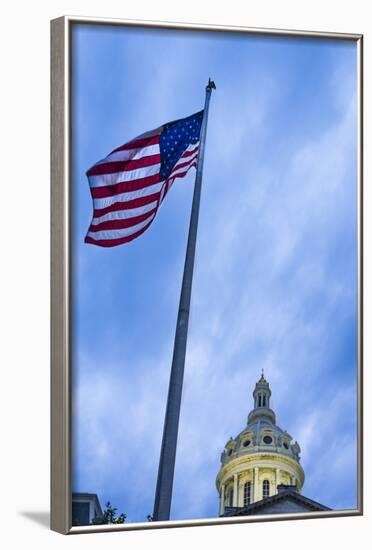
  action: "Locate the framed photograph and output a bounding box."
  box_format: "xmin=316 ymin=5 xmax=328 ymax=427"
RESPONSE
xmin=51 ymin=15 xmax=363 ymax=534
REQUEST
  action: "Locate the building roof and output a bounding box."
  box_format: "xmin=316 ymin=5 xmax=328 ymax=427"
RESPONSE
xmin=222 ymin=486 xmax=331 ymax=517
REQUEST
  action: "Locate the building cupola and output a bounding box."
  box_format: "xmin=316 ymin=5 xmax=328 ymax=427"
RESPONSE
xmin=216 ymin=373 xmax=304 ymax=516
xmin=247 ymin=371 xmax=276 ymax=424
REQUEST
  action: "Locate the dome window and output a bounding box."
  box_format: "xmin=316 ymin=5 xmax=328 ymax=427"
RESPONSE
xmin=227 ymin=449 xmax=233 ymax=456
xmin=243 ymin=439 xmax=251 ymax=447
xmin=262 ymin=479 xmax=270 ymax=499
xmin=243 ymin=482 xmax=252 ymax=506
xmin=225 ymin=488 xmax=233 ymax=507
xmin=283 ymin=441 xmax=289 ymax=449
xmin=263 ymin=435 xmax=272 ymax=444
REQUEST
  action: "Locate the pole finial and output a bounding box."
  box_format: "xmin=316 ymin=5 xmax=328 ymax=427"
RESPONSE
xmin=206 ymin=78 xmax=216 ymax=91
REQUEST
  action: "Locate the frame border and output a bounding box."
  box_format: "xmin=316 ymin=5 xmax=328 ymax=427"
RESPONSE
xmin=50 ymin=15 xmax=363 ymax=535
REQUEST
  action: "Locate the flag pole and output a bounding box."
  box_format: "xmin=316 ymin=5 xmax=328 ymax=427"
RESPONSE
xmin=152 ymin=79 xmax=216 ymax=522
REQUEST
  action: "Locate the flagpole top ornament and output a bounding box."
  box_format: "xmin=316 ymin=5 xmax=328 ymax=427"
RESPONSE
xmin=206 ymin=78 xmax=216 ymax=91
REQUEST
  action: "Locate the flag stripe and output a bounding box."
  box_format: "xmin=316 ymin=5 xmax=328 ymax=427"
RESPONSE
xmin=87 ymin=153 xmax=161 ymax=177
xmin=92 ymin=200 xmax=158 ymax=225
xmin=90 ymin=173 xmax=161 ymax=199
xmin=111 ymin=132 xmax=161 ymax=154
xmin=93 ymin=181 xmax=164 ymax=211
xmin=169 ymin=152 xmax=198 ymax=176
xmin=179 ymin=144 xmax=199 ymax=158
xmin=89 ymin=208 xmax=158 ymax=232
xmin=85 ymin=217 xmax=156 ymax=247
xmin=93 ymin=192 xmax=161 ymax=218
xmin=95 ymin=143 xmax=160 ymax=165
xmin=167 ymin=163 xmax=197 ymax=184
xmin=88 ymin=163 xmax=161 ymax=188
xmin=86 ymin=212 xmax=156 ymax=241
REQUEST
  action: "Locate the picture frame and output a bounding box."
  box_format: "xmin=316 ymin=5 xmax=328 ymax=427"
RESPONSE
xmin=51 ymin=15 xmax=363 ymax=534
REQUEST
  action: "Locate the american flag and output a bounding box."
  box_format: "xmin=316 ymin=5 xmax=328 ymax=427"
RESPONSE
xmin=85 ymin=110 xmax=204 ymax=247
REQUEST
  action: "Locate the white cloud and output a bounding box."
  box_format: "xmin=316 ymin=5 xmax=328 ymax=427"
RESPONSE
xmin=169 ymin=67 xmax=357 ymax=516
xmin=73 ymin=35 xmax=358 ymax=521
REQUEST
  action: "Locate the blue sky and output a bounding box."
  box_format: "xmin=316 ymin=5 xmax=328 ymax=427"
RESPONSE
xmin=71 ymin=23 xmax=358 ymax=523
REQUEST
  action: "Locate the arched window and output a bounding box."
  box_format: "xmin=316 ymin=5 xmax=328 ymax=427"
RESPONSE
xmin=229 ymin=488 xmax=233 ymax=507
xmin=258 ymin=394 xmax=262 ymax=407
xmin=243 ymin=482 xmax=252 ymax=506
xmin=262 ymin=395 xmax=266 ymax=407
xmin=262 ymin=479 xmax=270 ymax=499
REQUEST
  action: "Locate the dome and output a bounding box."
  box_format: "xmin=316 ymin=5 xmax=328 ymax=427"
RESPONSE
xmin=216 ymin=373 xmax=304 ymax=514
xmin=220 ymin=414 xmax=301 ymax=466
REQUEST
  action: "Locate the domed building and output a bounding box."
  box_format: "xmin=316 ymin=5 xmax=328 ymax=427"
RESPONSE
xmin=216 ymin=373 xmax=330 ymax=516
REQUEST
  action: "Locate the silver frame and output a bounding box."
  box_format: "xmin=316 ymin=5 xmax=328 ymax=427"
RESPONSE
xmin=51 ymin=15 xmax=363 ymax=535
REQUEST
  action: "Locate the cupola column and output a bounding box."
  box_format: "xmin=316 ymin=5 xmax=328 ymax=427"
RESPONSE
xmin=233 ymin=474 xmax=238 ymax=506
xmin=219 ymin=484 xmax=225 ymax=515
xmin=254 ymin=467 xmax=259 ymax=502
xmin=275 ymin=468 xmax=280 ymax=492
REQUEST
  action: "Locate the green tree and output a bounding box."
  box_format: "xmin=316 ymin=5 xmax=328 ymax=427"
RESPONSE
xmin=92 ymin=501 xmax=126 ymax=525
